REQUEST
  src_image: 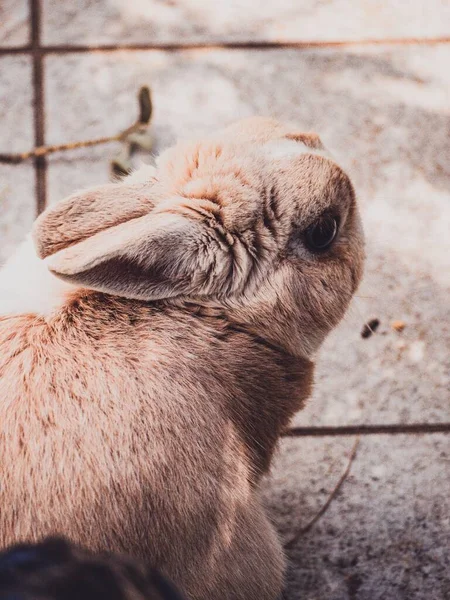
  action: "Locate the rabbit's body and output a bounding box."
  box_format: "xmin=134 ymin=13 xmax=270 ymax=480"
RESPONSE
xmin=0 ymin=118 xmax=365 ymax=600
xmin=0 ymin=280 xmax=305 ymax=598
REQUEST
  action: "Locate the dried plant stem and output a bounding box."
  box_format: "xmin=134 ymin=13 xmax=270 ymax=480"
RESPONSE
xmin=0 ymin=136 xmax=121 ymax=163
xmin=0 ymin=86 xmax=152 ymax=165
xmin=284 ymin=435 xmax=361 ymax=550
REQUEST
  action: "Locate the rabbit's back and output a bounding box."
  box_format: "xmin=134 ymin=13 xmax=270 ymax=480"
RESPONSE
xmin=0 ymin=293 xmax=234 ymax=544
xmin=0 ymin=291 xmax=306 ymax=597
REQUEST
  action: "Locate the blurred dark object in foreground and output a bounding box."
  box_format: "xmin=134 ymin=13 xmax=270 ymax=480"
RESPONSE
xmin=0 ymin=537 xmax=185 ymax=600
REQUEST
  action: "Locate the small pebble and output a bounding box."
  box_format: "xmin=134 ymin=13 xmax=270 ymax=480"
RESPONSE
xmin=392 ymin=320 xmax=406 ymax=332
xmin=361 ymin=318 xmax=380 ymax=339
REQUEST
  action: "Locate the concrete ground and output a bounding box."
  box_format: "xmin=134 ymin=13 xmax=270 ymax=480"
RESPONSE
xmin=0 ymin=2 xmax=449 ymax=598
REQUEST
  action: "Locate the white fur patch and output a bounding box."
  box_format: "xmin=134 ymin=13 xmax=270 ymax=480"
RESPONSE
xmin=264 ymin=139 xmax=327 ymax=161
xmin=0 ymin=236 xmax=75 ymax=317
xmin=125 ymin=163 xmax=157 ymax=184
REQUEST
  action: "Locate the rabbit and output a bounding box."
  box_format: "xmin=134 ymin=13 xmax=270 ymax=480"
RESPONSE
xmin=0 ymin=117 xmax=365 ymax=600
xmin=0 ymin=536 xmax=186 ymax=600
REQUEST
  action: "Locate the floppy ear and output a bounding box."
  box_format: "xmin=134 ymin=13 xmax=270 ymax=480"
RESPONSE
xmin=32 ymin=181 xmax=156 ymax=259
xmin=43 ymin=208 xmax=233 ymax=301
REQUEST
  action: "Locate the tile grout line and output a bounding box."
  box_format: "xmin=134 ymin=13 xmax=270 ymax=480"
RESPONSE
xmin=0 ymin=36 xmax=449 ymax=56
xmin=30 ymin=0 xmax=46 ymax=215
xmin=283 ymin=423 xmax=450 ymax=438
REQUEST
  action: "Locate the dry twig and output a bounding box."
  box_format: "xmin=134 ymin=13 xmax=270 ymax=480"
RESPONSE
xmin=284 ymin=435 xmax=361 ymax=550
xmin=0 ymin=86 xmax=153 ymax=170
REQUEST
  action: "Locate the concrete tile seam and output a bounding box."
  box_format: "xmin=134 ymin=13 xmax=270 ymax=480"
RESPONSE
xmin=0 ymin=36 xmax=450 ymax=56
xmin=30 ymin=0 xmax=46 ymax=214
xmin=284 ymin=424 xmax=450 ymax=437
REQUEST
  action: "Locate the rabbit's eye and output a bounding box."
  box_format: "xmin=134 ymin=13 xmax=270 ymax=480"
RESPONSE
xmin=305 ymin=214 xmax=339 ymax=252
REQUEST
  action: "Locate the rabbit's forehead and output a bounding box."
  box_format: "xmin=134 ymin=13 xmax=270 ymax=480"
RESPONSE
xmin=157 ymin=136 xmax=350 ymax=220
xmin=261 ymin=149 xmax=354 ymax=224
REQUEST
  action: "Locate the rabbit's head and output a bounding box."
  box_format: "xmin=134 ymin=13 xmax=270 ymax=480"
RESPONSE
xmin=33 ymin=117 xmax=364 ymax=358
